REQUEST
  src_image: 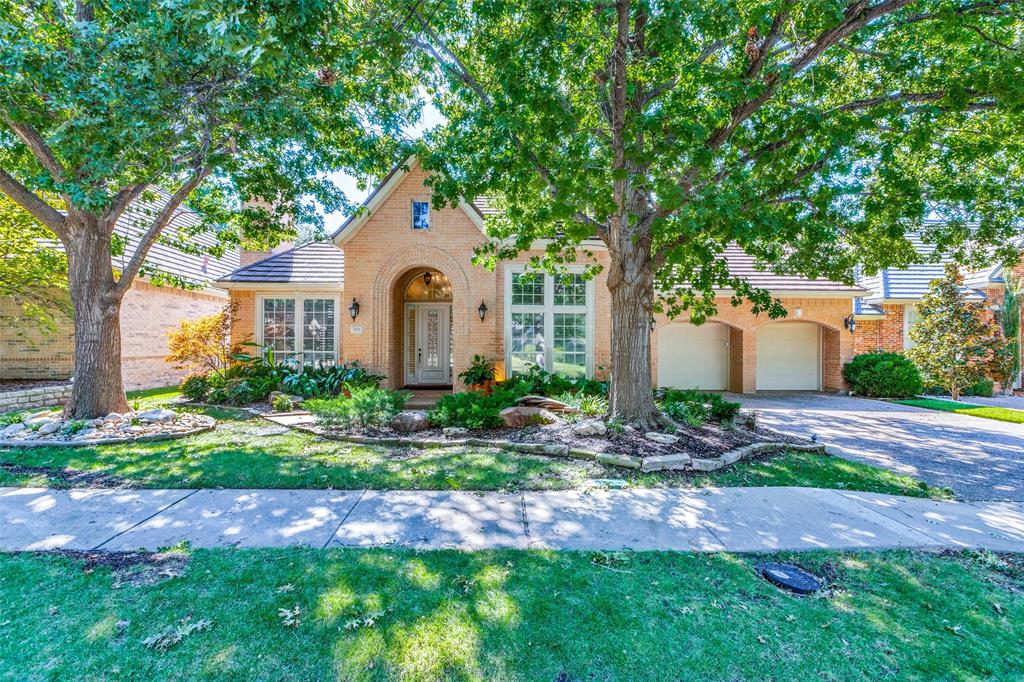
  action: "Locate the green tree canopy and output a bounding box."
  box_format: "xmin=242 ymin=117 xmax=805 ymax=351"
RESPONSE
xmin=0 ymin=195 xmax=69 ymax=331
xmin=0 ymin=0 xmax=418 ymax=416
xmin=403 ymin=0 xmax=1024 ymax=424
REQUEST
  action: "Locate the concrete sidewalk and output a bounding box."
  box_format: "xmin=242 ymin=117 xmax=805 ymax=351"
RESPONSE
xmin=1 ymin=486 xmax=1022 ymax=554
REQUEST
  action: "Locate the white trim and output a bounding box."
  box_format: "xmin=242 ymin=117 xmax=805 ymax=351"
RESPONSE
xmin=215 ymin=281 xmax=342 ymax=291
xmin=255 ymin=293 xmax=340 ymax=364
xmin=902 ymin=303 xmax=920 ymax=349
xmin=504 ymin=265 xmax=594 ymax=378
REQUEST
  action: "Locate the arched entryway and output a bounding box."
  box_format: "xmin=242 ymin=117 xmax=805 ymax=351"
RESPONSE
xmin=396 ymin=268 xmax=453 ymax=387
xmin=754 ymin=320 xmax=842 ymax=391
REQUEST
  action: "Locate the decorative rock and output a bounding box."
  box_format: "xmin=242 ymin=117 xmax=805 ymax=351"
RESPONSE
xmin=499 ymin=406 xmax=558 ymax=428
xmin=512 ymin=442 xmax=569 ymax=456
xmin=595 ymin=452 xmax=641 ymax=469
xmin=103 ymin=412 xmax=124 ymax=422
xmin=37 ymin=420 xmax=61 ymax=435
xmin=572 ymin=419 xmax=607 ymax=437
xmin=645 ymin=432 xmax=680 ymax=445
xmin=516 ymin=395 xmax=579 ymax=414
xmin=137 ymin=408 xmax=177 ymax=424
xmin=25 ymin=414 xmax=56 ymax=426
xmin=391 ymin=411 xmax=432 ymax=433
xmin=1 ymin=423 xmax=26 ymax=436
xmin=442 ymin=426 xmax=469 ymax=437
xmin=640 ymin=453 xmax=692 ymax=472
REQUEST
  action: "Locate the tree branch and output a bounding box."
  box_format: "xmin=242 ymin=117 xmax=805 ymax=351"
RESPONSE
xmin=113 ymin=167 xmax=209 ymax=298
xmin=103 ymin=183 xmax=149 ymax=229
xmin=0 ymin=168 xmax=66 ymax=237
xmin=1 ymin=116 xmax=67 ymax=183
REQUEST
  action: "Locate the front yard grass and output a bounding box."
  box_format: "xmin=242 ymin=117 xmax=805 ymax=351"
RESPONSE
xmin=896 ymin=398 xmax=1024 ymax=425
xmin=1 ymin=547 xmax=1020 ymax=680
xmin=0 ymin=390 xmax=951 ymax=498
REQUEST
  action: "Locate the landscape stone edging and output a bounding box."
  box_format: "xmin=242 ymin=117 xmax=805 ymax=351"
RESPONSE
xmin=283 ymin=420 xmax=825 ymax=472
xmin=0 ymin=424 xmax=215 ymax=449
xmin=0 ymin=384 xmax=73 ymax=411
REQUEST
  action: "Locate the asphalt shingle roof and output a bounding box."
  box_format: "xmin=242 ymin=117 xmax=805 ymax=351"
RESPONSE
xmin=857 ymin=233 xmax=990 ymax=301
xmin=718 ymin=245 xmax=864 ymax=293
xmin=216 ymin=241 xmax=344 ymax=285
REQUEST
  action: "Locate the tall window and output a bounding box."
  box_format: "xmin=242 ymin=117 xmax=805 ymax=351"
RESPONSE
xmin=261 ymin=296 xmax=337 ymax=366
xmin=903 ymin=304 xmax=921 ymax=349
xmin=507 ymin=270 xmax=592 ymax=377
xmin=412 ymin=201 xmax=430 ymax=229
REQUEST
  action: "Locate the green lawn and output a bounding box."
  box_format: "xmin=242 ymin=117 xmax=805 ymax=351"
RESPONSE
xmin=896 ymin=398 xmax=1024 ymax=425
xmin=1 ymin=547 xmax=1020 ymax=680
xmin=0 ymin=402 xmax=950 ymax=497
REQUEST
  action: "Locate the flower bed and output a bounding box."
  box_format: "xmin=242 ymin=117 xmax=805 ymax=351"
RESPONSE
xmin=0 ymin=408 xmax=215 ymax=448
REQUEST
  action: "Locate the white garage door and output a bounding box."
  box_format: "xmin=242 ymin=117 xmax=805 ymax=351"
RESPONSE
xmin=657 ymin=323 xmax=729 ymax=390
xmin=756 ymin=323 xmax=820 ymax=390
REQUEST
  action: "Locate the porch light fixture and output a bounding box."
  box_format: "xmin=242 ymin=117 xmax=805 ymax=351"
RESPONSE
xmin=423 ymin=271 xmax=433 ymax=286
xmin=478 ymin=300 xmax=488 ymax=322
xmin=348 ymin=298 xmax=360 ymax=321
xmin=843 ymin=313 xmax=856 ymax=334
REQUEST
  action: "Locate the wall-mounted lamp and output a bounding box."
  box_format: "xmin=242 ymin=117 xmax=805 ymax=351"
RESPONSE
xmin=423 ymin=271 xmax=433 ymax=286
xmin=843 ymin=313 xmax=856 ymax=334
xmin=478 ymin=300 xmax=488 ymax=322
xmin=348 ymin=298 xmax=360 ymax=321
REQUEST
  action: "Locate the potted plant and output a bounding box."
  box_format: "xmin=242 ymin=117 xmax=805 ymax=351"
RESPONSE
xmin=459 ymin=355 xmax=496 ymax=394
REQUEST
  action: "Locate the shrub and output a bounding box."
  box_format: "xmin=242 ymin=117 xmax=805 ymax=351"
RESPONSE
xmin=226 ymin=380 xmax=255 ymax=406
xmin=165 ymin=304 xmax=236 ymax=373
xmin=271 ymin=394 xmax=294 ymax=412
xmin=179 ymin=374 xmax=209 ymax=402
xmin=428 ymin=386 xmax=523 ymax=430
xmin=843 ymin=352 xmax=924 ymax=399
xmin=963 ymin=377 xmax=995 ymax=397
xmin=281 ymin=362 xmax=383 ymax=398
xmin=508 ymin=364 xmax=607 ymax=397
xmin=306 ymin=386 xmax=408 ymax=429
xmin=554 ymin=392 xmax=608 ymax=417
xmin=660 ymin=389 xmax=740 ymax=425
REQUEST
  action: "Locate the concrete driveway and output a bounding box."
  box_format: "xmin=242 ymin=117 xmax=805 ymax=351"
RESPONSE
xmin=730 ymin=393 xmax=1024 ymax=502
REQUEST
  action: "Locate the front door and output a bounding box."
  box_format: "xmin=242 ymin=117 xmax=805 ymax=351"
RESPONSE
xmin=410 ymin=303 xmax=451 ymax=385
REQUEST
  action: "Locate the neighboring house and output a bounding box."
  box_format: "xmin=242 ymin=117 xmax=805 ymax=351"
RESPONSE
xmin=851 ymin=232 xmax=1024 ymax=389
xmin=0 ymin=191 xmax=240 ymax=390
xmin=215 ymin=158 xmax=873 ymax=395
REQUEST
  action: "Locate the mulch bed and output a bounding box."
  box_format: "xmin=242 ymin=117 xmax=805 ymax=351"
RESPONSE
xmin=0 ymin=380 xmax=69 ymax=394
xmin=38 ymin=548 xmax=189 ymax=587
xmin=1 ymin=462 xmax=134 ymax=488
xmin=315 ymin=419 xmax=804 ymax=459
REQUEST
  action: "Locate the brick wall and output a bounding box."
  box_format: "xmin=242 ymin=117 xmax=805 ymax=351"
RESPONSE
xmin=0 ymin=280 xmax=227 ymax=390
xmin=853 ymin=304 xmax=905 ymax=354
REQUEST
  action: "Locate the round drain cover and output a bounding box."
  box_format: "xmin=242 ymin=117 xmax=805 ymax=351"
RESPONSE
xmin=756 ymin=562 xmax=822 ymax=594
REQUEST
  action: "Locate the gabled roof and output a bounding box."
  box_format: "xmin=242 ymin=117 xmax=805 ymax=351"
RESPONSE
xmin=331 ymin=156 xmax=485 ymax=245
xmin=215 ymin=241 xmax=344 ymax=287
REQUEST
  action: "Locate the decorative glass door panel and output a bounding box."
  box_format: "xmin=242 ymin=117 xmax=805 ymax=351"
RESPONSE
xmin=413 ymin=304 xmax=451 ymax=384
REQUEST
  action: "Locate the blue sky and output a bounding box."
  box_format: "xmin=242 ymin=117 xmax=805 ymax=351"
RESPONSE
xmin=319 ymin=99 xmax=444 ymax=235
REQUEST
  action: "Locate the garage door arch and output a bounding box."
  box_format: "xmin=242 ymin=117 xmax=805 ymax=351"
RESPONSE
xmin=656 ymin=321 xmax=734 ymax=391
xmin=755 ymin=321 xmax=822 ymax=390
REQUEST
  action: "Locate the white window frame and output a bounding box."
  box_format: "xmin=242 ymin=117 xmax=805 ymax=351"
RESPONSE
xmin=504 ymin=266 xmax=595 ymax=378
xmin=256 ymin=293 xmax=340 ymax=366
xmin=903 ymin=303 xmax=920 ymax=349
xmin=412 ymin=200 xmax=430 ymax=230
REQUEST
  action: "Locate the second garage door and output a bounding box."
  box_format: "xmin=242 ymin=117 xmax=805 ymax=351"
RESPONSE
xmin=657 ymin=323 xmax=729 ymax=391
xmin=756 ymin=323 xmax=820 ymax=390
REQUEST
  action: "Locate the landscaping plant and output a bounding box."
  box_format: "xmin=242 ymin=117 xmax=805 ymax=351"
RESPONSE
xmin=660 ymin=389 xmax=740 ymax=426
xmin=165 ymin=305 xmax=236 ymax=374
xmin=428 ymin=386 xmax=524 ymax=430
xmin=998 ymin=274 xmax=1021 ymax=394
xmin=271 ymin=394 xmax=294 ymax=413
xmin=306 ymin=387 xmax=409 ymax=429
xmin=281 ymin=362 xmax=384 ymax=399
xmin=458 ymin=355 xmax=497 ymax=392
xmin=843 ymin=352 xmax=924 ymax=399
xmin=179 ymin=374 xmax=210 ymax=403
xmin=908 ymin=265 xmax=1011 ymax=401
xmin=403 ymin=0 xmax=1024 ymax=428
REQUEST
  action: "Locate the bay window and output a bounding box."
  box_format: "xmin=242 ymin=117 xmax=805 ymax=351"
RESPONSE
xmin=259 ymin=295 xmax=337 ymax=366
xmin=506 ymin=269 xmax=593 ymax=377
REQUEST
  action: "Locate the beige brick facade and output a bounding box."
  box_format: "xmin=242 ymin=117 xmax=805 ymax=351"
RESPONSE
xmin=0 ymin=279 xmax=228 ymax=390
xmin=224 ymin=164 xmax=874 ymax=394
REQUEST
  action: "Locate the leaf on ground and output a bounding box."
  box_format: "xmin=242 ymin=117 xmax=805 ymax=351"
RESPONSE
xmin=278 ymin=606 xmax=301 ymax=628
xmin=142 ymin=616 xmax=212 ymax=651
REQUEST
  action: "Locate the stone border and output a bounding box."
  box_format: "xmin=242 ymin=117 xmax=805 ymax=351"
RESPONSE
xmin=0 ymin=383 xmax=72 ymax=412
xmin=287 ymin=422 xmax=825 ymax=473
xmin=0 ymin=424 xmax=215 ymax=449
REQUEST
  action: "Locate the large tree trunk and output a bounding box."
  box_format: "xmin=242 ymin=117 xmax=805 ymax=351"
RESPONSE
xmin=63 ymin=214 xmax=130 ymax=418
xmin=606 ymin=240 xmax=667 ymax=429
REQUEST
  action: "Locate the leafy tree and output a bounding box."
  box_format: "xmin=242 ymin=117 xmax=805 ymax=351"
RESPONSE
xmin=0 ymin=195 xmax=70 ymax=331
xmin=0 ymin=0 xmax=417 ymax=417
xmin=165 ymin=304 xmax=236 ymax=374
xmin=907 ymin=264 xmax=1009 ymax=400
xmin=998 ymin=273 xmax=1021 ymax=393
xmin=402 ymin=0 xmax=1024 ymax=426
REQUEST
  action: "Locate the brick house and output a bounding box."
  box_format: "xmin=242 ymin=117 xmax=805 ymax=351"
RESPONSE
xmin=0 ymin=191 xmax=240 ymax=390
xmin=851 ymin=233 xmax=1024 ymax=390
xmin=214 ymin=158 xmax=1022 ymax=394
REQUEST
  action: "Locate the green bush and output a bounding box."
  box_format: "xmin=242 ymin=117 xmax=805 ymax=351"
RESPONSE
xmin=660 ymin=389 xmax=740 ymax=425
xmin=271 ymin=394 xmax=294 ymax=412
xmin=281 ymin=362 xmax=383 ymax=398
xmin=306 ymin=386 xmax=408 ymax=429
xmin=554 ymin=392 xmax=608 ymax=417
xmin=179 ymin=374 xmax=209 ymax=402
xmin=843 ymin=352 xmax=924 ymax=399
xmin=226 ymin=380 xmax=255 ymax=406
xmin=428 ymin=386 xmax=523 ymax=430
xmin=508 ymin=364 xmax=607 ymax=397
xmin=963 ymin=377 xmax=995 ymax=397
